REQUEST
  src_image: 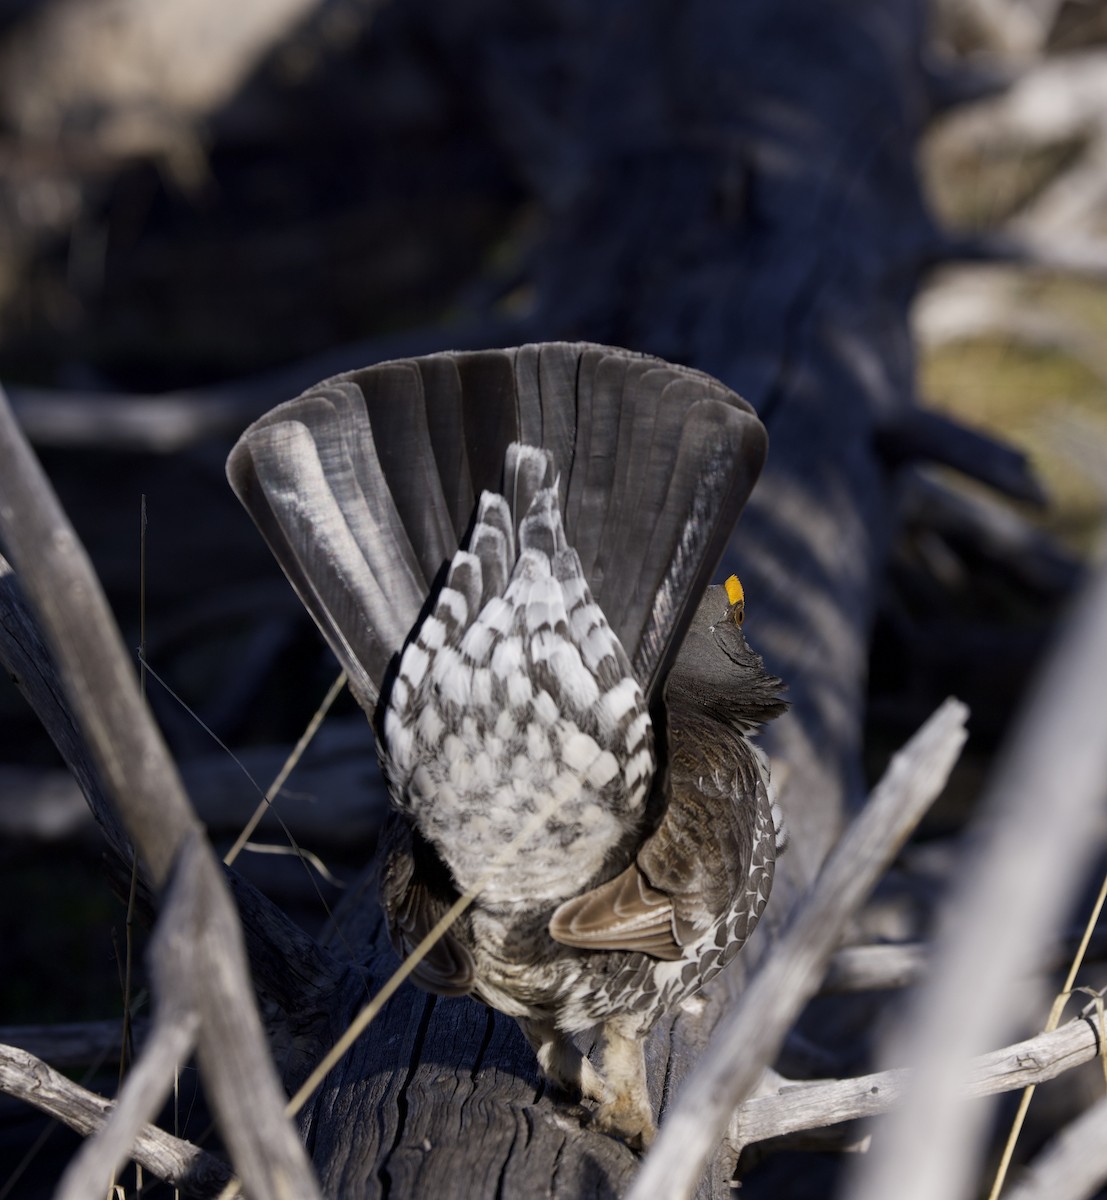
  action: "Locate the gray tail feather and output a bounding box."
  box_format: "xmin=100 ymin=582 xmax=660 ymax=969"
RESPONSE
xmin=227 ymin=342 xmax=766 ymax=713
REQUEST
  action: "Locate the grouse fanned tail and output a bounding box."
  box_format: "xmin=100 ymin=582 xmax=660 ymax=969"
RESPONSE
xmin=227 ymin=342 xmax=783 ymax=1150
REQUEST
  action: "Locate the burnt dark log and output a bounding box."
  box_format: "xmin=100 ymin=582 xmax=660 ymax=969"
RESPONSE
xmin=247 ymin=1 xmax=949 ymax=1193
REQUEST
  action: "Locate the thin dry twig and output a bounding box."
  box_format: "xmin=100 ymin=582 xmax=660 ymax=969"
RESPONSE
xmin=0 ymin=1043 xmax=234 ymax=1198
xmin=732 ymin=1016 xmax=1101 ymax=1146
xmin=224 ymin=668 xmax=348 ymax=866
xmin=0 ymin=384 xmax=321 ymax=1200
xmin=989 ymin=869 xmax=1107 ymax=1198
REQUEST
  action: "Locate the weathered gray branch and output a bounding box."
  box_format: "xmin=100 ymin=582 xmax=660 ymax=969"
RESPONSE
xmin=876 ymin=408 xmax=1045 ymax=505
xmin=0 ymin=384 xmax=322 ymax=1200
xmin=732 ymin=1016 xmax=1102 ymax=1146
xmin=627 ymin=698 xmax=969 ymax=1200
xmin=0 ymin=1042 xmax=234 ymax=1198
xmin=0 ymin=1021 xmax=143 ymax=1069
xmin=821 ymin=928 xmax=1107 ymax=995
xmin=1003 ymin=1090 xmax=1107 ymax=1200
xmin=0 ymin=0 xmax=330 ymax=158
xmin=821 ymin=943 xmax=932 ymax=993
xmin=0 ymin=731 xmax=390 ymax=847
xmin=851 ymin=549 xmax=1107 ymax=1200
xmin=0 ymin=547 xmax=344 ymax=1065
xmin=914 ymin=266 xmax=1107 ymax=389
xmin=57 ymin=832 xmax=220 ymax=1200
xmin=898 ymin=468 xmax=1078 ymax=594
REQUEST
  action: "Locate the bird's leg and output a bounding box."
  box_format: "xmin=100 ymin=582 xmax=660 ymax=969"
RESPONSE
xmin=519 ymin=1018 xmax=606 ymax=1103
xmin=591 ymin=1017 xmax=656 ymax=1150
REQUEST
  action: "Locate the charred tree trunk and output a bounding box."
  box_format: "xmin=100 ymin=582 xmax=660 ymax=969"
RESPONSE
xmin=294 ymin=4 xmax=943 ymax=1194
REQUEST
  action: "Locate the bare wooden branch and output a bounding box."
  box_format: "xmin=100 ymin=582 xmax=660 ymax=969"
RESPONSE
xmin=923 ymin=46 xmax=1107 ymax=281
xmin=0 ymin=385 xmax=322 ymax=1200
xmin=1047 ymin=408 xmax=1107 ymax=498
xmin=57 ymin=826 xmax=217 ymax=1200
xmin=0 ymin=724 xmax=389 ymax=849
xmin=850 ymin=550 xmax=1107 ymax=1200
xmin=56 ymin=1008 xmax=200 ymax=1200
xmin=1014 ymin=148 xmax=1107 ymax=250
xmin=0 ymin=388 xmax=196 ymax=883
xmin=926 ymin=48 xmax=1107 ymax=155
xmin=925 ymin=50 xmax=1107 ymax=270
xmin=0 ymin=0 xmax=328 ymax=158
xmin=0 ymin=559 xmax=132 ymax=862
xmin=822 ymin=927 xmax=1107 ymax=995
xmin=0 ymin=765 xmax=103 ymax=843
xmin=931 ymin=0 xmax=1065 ymax=56
xmin=732 ymin=1017 xmax=1101 ymax=1146
xmin=914 ymin=265 xmax=1107 ymax=386
xmin=899 ymin=469 xmax=1078 ymax=595
xmin=0 ymin=749 xmax=387 ymax=847
xmin=3 ymin=318 xmax=520 ymax=453
xmin=876 ymin=407 xmax=1045 ymax=505
xmin=821 ymin=943 xmax=930 ymax=993
xmin=626 ymin=698 xmax=969 ymax=1200
xmin=0 ymin=1042 xmax=234 ymax=1198
xmin=990 ymin=230 xmax=1107 ymax=280
xmin=3 ymin=386 xmax=271 ymax=453
xmin=921 ymin=55 xmax=1014 ymax=114
xmin=0 ymin=542 xmax=349 ymax=1077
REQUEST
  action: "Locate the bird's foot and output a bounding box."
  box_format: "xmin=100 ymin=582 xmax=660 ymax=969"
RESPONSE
xmin=522 ymin=1019 xmax=606 ymax=1103
xmin=577 ymin=1054 xmax=607 ymax=1103
xmin=589 ymin=1018 xmax=656 ymax=1151
xmin=591 ymin=1093 xmax=656 ymax=1151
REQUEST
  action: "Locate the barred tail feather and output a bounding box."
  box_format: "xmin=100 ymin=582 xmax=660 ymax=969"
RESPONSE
xmin=228 ymin=412 xmax=424 ymax=711
xmin=227 ymin=342 xmax=766 ymax=714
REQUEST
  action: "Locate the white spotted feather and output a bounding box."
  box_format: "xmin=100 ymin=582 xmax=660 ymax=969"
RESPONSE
xmin=381 ymin=459 xmax=655 ymax=905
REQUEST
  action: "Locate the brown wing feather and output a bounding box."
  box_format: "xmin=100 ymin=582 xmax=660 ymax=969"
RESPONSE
xmin=549 ymin=586 xmax=783 ymax=963
xmin=548 ymin=723 xmax=769 ymax=962
xmin=637 ymin=723 xmax=767 ymax=934
xmin=548 ymin=862 xmax=682 ymax=961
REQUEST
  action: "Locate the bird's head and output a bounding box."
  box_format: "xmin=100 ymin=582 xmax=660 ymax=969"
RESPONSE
xmin=664 ymin=575 xmax=787 ymax=733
